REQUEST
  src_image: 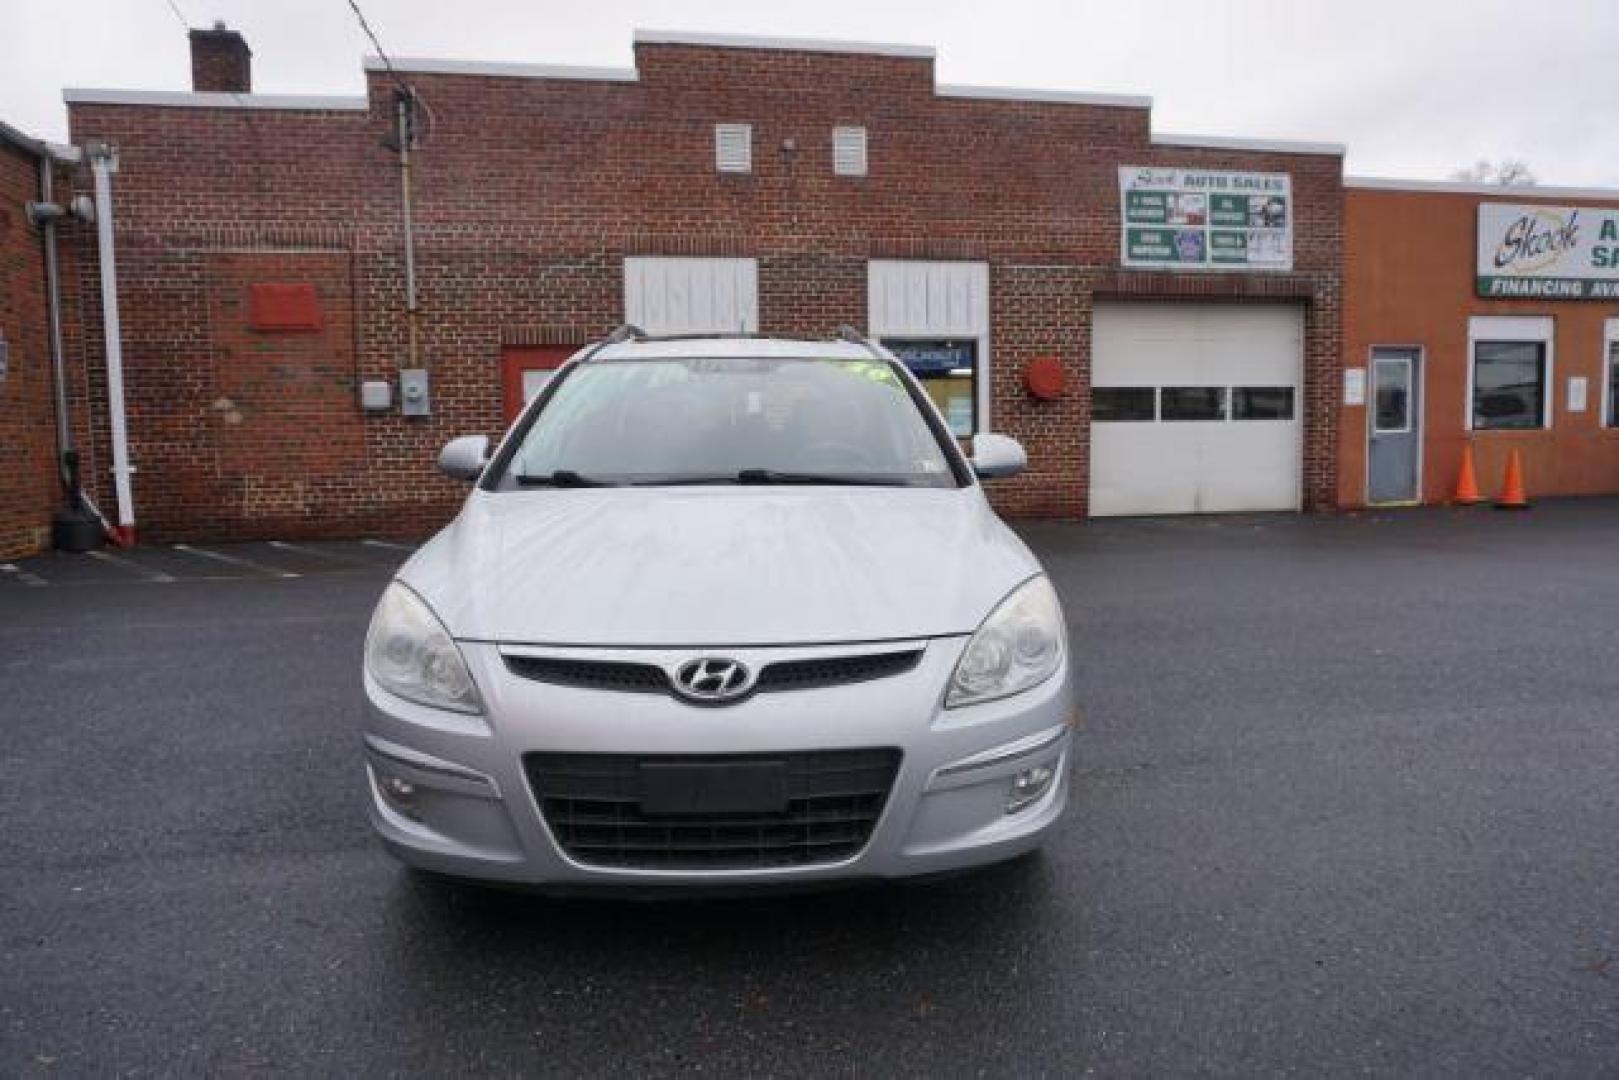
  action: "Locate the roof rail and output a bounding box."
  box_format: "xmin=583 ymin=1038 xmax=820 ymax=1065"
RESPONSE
xmin=577 ymin=323 xmax=645 ymax=361
xmin=613 ymin=330 xmax=772 ymax=343
xmin=835 ymin=324 xmax=886 ymax=360
xmin=581 ymin=324 xmax=893 ymax=357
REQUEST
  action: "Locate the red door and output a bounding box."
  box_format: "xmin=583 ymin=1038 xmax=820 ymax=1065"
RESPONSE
xmin=501 ymin=345 xmax=575 ymax=424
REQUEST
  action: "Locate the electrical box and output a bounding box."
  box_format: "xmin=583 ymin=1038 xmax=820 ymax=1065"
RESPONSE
xmin=399 ymin=369 xmax=431 ymax=416
xmin=359 ymin=379 xmax=391 ymax=412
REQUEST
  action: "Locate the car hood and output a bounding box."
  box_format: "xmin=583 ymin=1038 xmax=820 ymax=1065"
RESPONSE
xmin=400 ymin=486 xmax=1041 ymax=646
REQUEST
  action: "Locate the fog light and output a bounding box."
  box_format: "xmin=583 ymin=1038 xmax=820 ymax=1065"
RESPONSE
xmin=1006 ymin=764 xmax=1056 ymax=814
xmin=379 ymin=773 xmax=421 ymax=819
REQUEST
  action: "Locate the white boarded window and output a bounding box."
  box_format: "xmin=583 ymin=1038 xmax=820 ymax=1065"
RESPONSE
xmin=832 ymin=126 xmax=867 ymax=176
xmin=715 ymin=124 xmax=752 ymax=173
xmin=624 ymin=257 xmax=759 ymax=334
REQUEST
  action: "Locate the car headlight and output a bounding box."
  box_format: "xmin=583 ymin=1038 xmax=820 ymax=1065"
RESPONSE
xmin=946 ymin=575 xmax=1065 ymax=708
xmin=364 ymin=582 xmax=483 ymax=714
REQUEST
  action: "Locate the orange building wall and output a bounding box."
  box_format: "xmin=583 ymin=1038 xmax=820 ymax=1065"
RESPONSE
xmin=1341 ymin=187 xmax=1619 ymax=507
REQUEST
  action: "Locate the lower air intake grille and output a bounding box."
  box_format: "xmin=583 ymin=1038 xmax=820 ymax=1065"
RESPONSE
xmin=525 ymin=748 xmax=902 ymax=870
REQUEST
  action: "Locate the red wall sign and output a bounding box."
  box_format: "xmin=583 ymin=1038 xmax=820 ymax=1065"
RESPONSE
xmin=248 ymin=283 xmax=321 ymax=331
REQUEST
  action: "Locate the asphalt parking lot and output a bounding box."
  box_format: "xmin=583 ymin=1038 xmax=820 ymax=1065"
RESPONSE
xmin=4 ymin=505 xmax=1619 ymax=1076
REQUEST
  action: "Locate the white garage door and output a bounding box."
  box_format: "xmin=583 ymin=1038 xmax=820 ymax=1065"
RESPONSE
xmin=1090 ymin=302 xmax=1302 ymax=516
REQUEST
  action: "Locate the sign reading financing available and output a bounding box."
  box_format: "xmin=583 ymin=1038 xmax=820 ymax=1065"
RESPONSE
xmin=1119 ymin=166 xmax=1293 ymax=271
xmin=1477 ymin=203 xmax=1619 ymax=299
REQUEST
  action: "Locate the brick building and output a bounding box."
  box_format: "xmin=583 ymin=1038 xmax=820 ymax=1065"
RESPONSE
xmin=0 ymin=121 xmax=88 ymax=561
xmin=45 ymin=27 xmax=1344 ymax=543
xmin=1340 ymin=179 xmax=1619 ymax=507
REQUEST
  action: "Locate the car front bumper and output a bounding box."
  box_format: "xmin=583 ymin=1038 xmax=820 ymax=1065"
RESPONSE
xmin=361 ymin=636 xmax=1075 ymax=888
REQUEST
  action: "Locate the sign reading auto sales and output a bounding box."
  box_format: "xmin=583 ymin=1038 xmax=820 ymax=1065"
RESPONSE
xmin=1477 ymin=203 xmax=1619 ymax=299
xmin=1119 ymin=167 xmax=1294 ymax=271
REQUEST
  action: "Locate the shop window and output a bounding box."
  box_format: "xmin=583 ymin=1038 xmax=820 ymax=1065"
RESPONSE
xmin=1472 ymin=341 xmax=1547 ymax=430
xmin=1093 ymin=387 xmax=1155 ymax=422
xmin=1608 ymin=337 xmax=1619 ymax=428
xmin=882 ymin=338 xmax=976 ymax=437
xmin=1233 ymin=386 xmax=1296 ymax=421
xmin=1160 ymin=386 xmax=1226 ymax=422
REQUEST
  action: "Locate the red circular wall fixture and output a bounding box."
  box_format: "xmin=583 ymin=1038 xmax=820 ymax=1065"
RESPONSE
xmin=1025 ymin=356 xmax=1067 ymax=401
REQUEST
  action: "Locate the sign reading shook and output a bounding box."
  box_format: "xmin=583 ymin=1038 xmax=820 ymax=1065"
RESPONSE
xmin=1477 ymin=203 xmax=1619 ymax=299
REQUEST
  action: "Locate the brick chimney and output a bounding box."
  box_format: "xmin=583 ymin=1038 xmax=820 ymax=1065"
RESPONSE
xmin=189 ymin=21 xmax=251 ymax=93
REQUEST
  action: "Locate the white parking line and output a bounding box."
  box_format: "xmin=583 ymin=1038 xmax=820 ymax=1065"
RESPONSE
xmin=268 ymin=540 xmax=367 ymax=565
xmin=0 ymin=563 xmax=48 ymax=587
xmin=361 ymin=539 xmax=416 ymax=552
xmin=86 ymin=549 xmax=175 ymax=583
xmin=171 ymin=543 xmax=299 ymax=579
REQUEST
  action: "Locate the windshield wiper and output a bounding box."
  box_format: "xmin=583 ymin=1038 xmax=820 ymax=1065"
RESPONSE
xmin=515 ymin=470 xmax=619 ymax=488
xmin=735 ymin=469 xmax=911 ymax=487
xmin=624 ymin=476 xmax=740 ymax=486
xmin=517 ymin=470 xmax=914 ymax=488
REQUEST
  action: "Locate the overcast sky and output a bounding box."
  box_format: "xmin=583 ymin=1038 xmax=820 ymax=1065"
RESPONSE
xmin=4 ymin=0 xmax=1616 ymax=185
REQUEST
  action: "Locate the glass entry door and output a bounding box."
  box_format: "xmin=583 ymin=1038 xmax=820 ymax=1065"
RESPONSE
xmin=1368 ymin=347 xmax=1422 ymax=504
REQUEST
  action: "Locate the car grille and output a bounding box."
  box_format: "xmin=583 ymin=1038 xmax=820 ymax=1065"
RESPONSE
xmin=504 ymin=649 xmax=922 ymax=698
xmin=502 ymin=655 xmax=669 ymax=693
xmin=524 ymin=749 xmax=903 ymax=870
xmin=754 ymin=651 xmax=921 ymax=692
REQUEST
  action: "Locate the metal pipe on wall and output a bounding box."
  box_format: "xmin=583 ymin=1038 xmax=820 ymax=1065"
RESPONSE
xmin=396 ymin=90 xmax=421 ymax=369
xmin=37 ymin=151 xmax=73 ymax=484
xmin=87 ymin=142 xmax=135 ymax=545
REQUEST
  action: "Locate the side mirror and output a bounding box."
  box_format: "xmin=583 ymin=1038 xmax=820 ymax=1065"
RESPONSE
xmin=970 ymin=432 xmax=1026 ymax=479
xmin=438 ymin=435 xmax=490 ymax=482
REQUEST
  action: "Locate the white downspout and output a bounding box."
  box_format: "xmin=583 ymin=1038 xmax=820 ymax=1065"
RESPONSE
xmin=88 ymin=142 xmax=135 ymax=545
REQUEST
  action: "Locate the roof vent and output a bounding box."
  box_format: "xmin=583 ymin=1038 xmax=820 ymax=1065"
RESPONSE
xmin=832 ymin=126 xmax=867 ymax=176
xmin=715 ymin=124 xmax=752 ymax=173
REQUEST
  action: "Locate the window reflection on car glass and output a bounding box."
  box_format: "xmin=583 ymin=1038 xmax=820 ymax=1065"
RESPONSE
xmin=506 ymin=358 xmax=956 ymax=487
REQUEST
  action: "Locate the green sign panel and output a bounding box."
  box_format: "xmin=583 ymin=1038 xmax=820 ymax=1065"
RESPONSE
xmin=1476 ymin=277 xmax=1619 ymax=299
xmin=1210 ymin=194 xmax=1253 ymax=228
xmin=1125 ymin=190 xmax=1171 ymax=224
xmin=1210 ymin=230 xmax=1249 ymax=263
xmin=1126 ymin=227 xmax=1203 ymax=263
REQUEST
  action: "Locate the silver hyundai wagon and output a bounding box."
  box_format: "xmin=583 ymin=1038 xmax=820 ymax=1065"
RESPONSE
xmin=362 ymin=329 xmax=1076 ymax=888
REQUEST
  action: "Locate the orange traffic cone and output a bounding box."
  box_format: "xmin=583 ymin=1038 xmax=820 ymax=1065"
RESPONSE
xmin=1494 ymin=449 xmax=1530 ymax=510
xmin=1452 ymin=444 xmax=1483 ymax=506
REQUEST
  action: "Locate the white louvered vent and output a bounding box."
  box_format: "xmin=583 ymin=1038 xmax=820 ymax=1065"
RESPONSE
xmin=714 ymin=124 xmax=752 ymax=173
xmin=832 ymin=126 xmax=868 ymax=177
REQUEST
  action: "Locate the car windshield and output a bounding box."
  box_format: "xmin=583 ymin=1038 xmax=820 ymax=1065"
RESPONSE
xmin=498 ymin=356 xmax=959 ymax=488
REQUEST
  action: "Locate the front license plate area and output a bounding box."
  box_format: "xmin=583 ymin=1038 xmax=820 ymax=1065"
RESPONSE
xmin=639 ymin=761 xmax=788 ymax=816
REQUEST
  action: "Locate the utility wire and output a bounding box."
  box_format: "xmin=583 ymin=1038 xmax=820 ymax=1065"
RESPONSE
xmin=161 ymin=0 xmax=190 ymax=30
xmin=345 ymin=0 xmax=409 ymax=94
